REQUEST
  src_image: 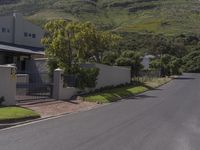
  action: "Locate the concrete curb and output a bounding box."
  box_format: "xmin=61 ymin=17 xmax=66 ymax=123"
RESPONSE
xmin=0 ymin=104 xmax=105 ymax=130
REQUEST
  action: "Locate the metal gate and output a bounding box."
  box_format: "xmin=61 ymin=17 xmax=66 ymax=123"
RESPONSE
xmin=16 ymin=73 xmax=53 ymax=102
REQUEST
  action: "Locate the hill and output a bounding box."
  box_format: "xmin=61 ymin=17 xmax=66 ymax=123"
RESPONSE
xmin=1 ymin=0 xmax=200 ymax=35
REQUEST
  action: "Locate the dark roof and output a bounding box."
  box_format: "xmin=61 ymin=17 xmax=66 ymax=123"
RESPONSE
xmin=0 ymin=42 xmax=45 ymax=55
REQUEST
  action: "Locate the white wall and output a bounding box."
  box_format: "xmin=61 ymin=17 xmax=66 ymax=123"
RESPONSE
xmin=0 ymin=65 xmax=16 ymax=105
xmin=0 ymin=16 xmax=14 ymax=43
xmin=94 ymin=64 xmax=131 ymax=89
xmin=53 ymin=64 xmax=131 ymax=100
xmin=53 ymin=69 xmax=78 ymax=100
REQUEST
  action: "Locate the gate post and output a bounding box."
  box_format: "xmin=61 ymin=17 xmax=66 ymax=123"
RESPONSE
xmin=53 ymin=68 xmax=63 ymax=100
xmin=0 ymin=65 xmax=16 ymax=106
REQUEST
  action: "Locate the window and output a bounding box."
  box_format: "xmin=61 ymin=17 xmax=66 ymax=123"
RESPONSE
xmin=29 ymin=33 xmax=32 ymax=37
xmin=2 ymin=28 xmax=6 ymax=33
xmin=7 ymin=29 xmax=10 ymax=33
xmin=32 ymin=34 xmax=36 ymax=38
xmin=24 ymin=32 xmax=28 ymax=37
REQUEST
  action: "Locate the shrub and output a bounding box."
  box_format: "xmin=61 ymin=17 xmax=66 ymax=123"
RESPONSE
xmin=76 ymin=67 xmax=99 ymax=89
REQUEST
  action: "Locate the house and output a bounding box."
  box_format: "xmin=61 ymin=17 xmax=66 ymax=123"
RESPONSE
xmin=0 ymin=13 xmax=45 ymax=72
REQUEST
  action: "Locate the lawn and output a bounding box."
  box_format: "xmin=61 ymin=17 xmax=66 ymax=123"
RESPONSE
xmin=82 ymin=77 xmax=171 ymax=103
xmin=0 ymin=107 xmax=40 ymax=123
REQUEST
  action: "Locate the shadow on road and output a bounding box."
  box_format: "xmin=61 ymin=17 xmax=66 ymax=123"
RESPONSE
xmin=127 ymin=94 xmax=158 ymax=101
xmin=174 ymin=77 xmax=195 ymax=80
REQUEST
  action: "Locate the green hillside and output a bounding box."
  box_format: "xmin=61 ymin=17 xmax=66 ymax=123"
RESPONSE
xmin=1 ymin=0 xmax=200 ymax=35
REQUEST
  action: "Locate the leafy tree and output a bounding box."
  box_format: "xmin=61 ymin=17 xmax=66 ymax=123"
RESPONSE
xmin=150 ymin=54 xmax=182 ymax=76
xmin=42 ymin=20 xmax=121 ymax=73
xmin=76 ymin=24 xmax=121 ymax=63
xmin=170 ymin=57 xmax=182 ymax=75
xmin=42 ymin=20 xmax=120 ymax=89
xmin=42 ymin=20 xmax=81 ymax=73
xmin=102 ymin=51 xmax=119 ymax=65
xmin=116 ymin=51 xmax=143 ymax=77
xmin=183 ymin=50 xmax=200 ymax=73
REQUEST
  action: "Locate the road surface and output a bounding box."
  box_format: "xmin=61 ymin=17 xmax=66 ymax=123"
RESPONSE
xmin=0 ymin=73 xmax=200 ymax=150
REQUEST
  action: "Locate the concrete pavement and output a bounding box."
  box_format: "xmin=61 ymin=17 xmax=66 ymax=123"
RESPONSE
xmin=0 ymin=73 xmax=200 ymax=150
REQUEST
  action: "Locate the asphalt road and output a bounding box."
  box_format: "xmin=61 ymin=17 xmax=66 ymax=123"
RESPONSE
xmin=1 ymin=73 xmax=200 ymax=150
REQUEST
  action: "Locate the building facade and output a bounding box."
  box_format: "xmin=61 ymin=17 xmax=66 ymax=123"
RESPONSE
xmin=0 ymin=13 xmax=44 ymax=47
xmin=0 ymin=13 xmax=45 ymax=72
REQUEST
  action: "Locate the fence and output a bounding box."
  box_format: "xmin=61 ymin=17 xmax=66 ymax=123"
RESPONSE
xmin=133 ymin=70 xmax=161 ymax=82
xmin=16 ymin=72 xmax=53 ymax=102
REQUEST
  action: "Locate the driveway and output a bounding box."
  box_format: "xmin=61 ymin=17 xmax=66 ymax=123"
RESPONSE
xmin=0 ymin=73 xmax=200 ymax=150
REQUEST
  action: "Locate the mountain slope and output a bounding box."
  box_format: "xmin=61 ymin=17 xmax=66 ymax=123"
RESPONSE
xmin=1 ymin=0 xmax=200 ymax=35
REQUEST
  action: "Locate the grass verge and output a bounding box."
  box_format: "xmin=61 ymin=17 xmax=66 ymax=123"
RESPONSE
xmin=82 ymin=77 xmax=171 ymax=103
xmin=0 ymin=107 xmax=40 ymax=123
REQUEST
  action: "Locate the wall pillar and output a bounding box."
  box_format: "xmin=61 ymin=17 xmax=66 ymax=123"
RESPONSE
xmin=53 ymin=68 xmax=78 ymax=100
xmin=0 ymin=65 xmax=16 ymax=106
xmin=53 ymin=68 xmax=63 ymax=100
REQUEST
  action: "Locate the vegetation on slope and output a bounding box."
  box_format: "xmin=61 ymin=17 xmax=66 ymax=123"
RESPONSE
xmin=1 ymin=0 xmax=200 ymax=72
xmin=1 ymin=0 xmax=200 ymax=35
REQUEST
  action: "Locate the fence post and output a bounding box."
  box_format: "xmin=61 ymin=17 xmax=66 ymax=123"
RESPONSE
xmin=53 ymin=68 xmax=63 ymax=100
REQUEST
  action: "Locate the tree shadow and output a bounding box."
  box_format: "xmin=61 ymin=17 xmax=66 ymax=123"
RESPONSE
xmin=126 ymin=94 xmax=158 ymax=100
xmin=174 ymin=77 xmax=195 ymax=80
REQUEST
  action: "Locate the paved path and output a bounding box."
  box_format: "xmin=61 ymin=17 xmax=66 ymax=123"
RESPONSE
xmin=0 ymin=73 xmax=200 ymax=150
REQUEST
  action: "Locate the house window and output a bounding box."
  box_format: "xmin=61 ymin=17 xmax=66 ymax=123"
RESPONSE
xmin=7 ymin=29 xmax=10 ymax=33
xmin=29 ymin=33 xmax=32 ymax=37
xmin=24 ymin=32 xmax=28 ymax=37
xmin=32 ymin=34 xmax=36 ymax=38
xmin=2 ymin=28 xmax=6 ymax=33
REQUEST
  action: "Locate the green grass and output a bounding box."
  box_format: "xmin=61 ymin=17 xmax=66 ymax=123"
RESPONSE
xmin=82 ymin=77 xmax=171 ymax=103
xmin=0 ymin=107 xmax=40 ymax=123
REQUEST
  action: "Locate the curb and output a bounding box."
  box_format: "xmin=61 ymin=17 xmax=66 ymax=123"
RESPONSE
xmin=0 ymin=104 xmax=105 ymax=130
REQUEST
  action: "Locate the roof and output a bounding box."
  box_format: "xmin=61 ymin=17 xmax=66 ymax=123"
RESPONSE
xmin=0 ymin=43 xmax=45 ymax=55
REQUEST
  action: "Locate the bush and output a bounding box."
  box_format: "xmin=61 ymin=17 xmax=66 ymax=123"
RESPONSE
xmin=76 ymin=67 xmax=99 ymax=89
xmin=183 ymin=50 xmax=200 ymax=73
xmin=116 ymin=50 xmax=143 ymax=77
xmin=150 ymin=55 xmax=182 ymax=76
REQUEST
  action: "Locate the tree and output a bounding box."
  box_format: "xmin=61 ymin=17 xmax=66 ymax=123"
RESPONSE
xmin=116 ymin=51 xmax=143 ymax=77
xmin=102 ymin=51 xmax=119 ymax=65
xmin=76 ymin=24 xmax=121 ymax=63
xmin=150 ymin=54 xmax=182 ymax=76
xmin=42 ymin=20 xmax=81 ymax=73
xmin=42 ymin=20 xmax=121 ymax=73
xmin=42 ymin=20 xmax=121 ymax=89
xmin=183 ymin=50 xmax=200 ymax=73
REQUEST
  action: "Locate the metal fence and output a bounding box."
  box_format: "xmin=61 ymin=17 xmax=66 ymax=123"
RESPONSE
xmin=133 ymin=70 xmax=161 ymax=82
xmin=63 ymin=74 xmax=77 ymax=87
xmin=16 ymin=72 xmax=53 ymax=102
